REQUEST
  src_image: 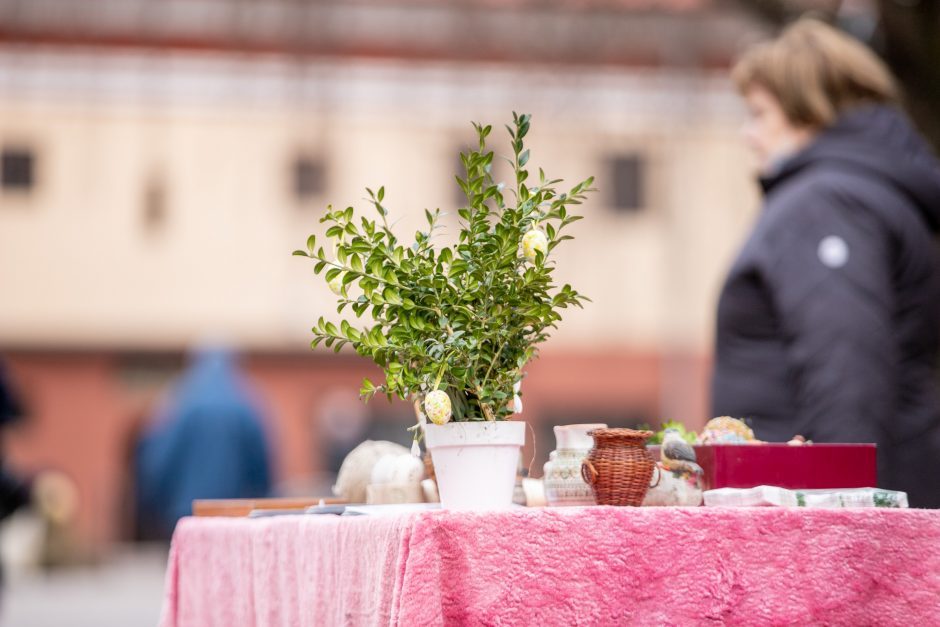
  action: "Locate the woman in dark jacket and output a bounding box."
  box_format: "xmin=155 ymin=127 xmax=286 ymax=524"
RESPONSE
xmin=712 ymin=20 xmax=940 ymax=507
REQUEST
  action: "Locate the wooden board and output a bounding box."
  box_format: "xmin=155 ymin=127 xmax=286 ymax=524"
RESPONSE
xmin=192 ymin=497 xmax=346 ymax=517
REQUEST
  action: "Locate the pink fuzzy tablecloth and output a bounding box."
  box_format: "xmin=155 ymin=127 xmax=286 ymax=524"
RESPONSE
xmin=159 ymin=507 xmax=940 ymax=626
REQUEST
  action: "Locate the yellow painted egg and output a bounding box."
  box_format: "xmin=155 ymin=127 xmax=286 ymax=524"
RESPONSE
xmin=522 ymin=229 xmax=548 ymax=263
xmin=424 ymin=390 xmax=452 ymax=425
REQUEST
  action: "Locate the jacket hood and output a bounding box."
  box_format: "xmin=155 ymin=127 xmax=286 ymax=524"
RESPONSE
xmin=761 ymin=105 xmax=940 ymax=232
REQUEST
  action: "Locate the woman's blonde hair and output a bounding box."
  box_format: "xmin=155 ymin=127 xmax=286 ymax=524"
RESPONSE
xmin=732 ymin=19 xmax=898 ymax=128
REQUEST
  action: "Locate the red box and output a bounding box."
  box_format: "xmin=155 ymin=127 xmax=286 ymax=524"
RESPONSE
xmin=649 ymin=444 xmax=877 ymax=491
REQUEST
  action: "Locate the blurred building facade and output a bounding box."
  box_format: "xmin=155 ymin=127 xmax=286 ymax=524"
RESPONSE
xmin=0 ymin=0 xmax=763 ymax=549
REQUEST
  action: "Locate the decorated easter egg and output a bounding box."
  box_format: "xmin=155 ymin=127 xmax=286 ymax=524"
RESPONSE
xmin=522 ymin=229 xmax=548 ymax=263
xmin=424 ymin=390 xmax=452 ymax=425
xmin=698 ymin=416 xmax=757 ymax=444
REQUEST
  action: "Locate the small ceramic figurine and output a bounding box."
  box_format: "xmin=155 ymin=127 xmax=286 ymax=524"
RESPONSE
xmin=642 ymin=463 xmax=704 ymax=507
xmin=333 ymin=440 xmax=410 ymax=503
xmin=367 ymin=453 xmax=426 ymax=504
xmin=661 ymin=428 xmax=703 ymax=476
xmin=644 ymin=428 xmax=704 ymax=506
xmin=370 ymin=453 xmax=425 ymax=486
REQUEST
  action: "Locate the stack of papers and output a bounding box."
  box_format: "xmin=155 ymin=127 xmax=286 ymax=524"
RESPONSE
xmin=703 ymin=486 xmax=908 ymax=508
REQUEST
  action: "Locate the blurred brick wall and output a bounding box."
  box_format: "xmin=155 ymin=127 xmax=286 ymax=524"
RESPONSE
xmin=2 ymin=348 xmax=709 ymax=551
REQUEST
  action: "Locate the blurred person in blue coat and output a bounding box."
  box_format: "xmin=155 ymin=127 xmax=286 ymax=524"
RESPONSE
xmin=135 ymin=347 xmax=272 ymax=538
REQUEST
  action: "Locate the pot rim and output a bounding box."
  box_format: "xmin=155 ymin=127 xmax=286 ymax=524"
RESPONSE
xmin=424 ymin=420 xmax=525 ymax=449
xmin=587 ymin=427 xmax=654 ymax=443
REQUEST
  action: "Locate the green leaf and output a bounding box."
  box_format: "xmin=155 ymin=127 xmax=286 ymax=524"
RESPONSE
xmin=306 ymin=234 xmax=317 ymax=253
xmin=383 ymin=288 xmax=402 ymax=306
xmin=351 ymin=240 xmax=371 ymax=254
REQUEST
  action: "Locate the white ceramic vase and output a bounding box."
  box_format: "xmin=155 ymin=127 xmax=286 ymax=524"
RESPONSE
xmin=543 ymin=423 xmax=607 ymax=506
xmin=424 ymin=421 xmax=525 ymax=510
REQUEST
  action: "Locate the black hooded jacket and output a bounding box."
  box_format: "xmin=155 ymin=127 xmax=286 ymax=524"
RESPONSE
xmin=711 ymin=105 xmax=940 ymax=505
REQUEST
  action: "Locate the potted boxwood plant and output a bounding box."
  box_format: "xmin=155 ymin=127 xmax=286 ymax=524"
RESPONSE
xmin=294 ymin=112 xmax=593 ymax=509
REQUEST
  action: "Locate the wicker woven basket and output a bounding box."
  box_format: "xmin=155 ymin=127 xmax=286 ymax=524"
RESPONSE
xmin=581 ymin=428 xmax=657 ymax=506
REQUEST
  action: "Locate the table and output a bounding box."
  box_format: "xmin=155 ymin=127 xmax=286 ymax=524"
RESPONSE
xmin=159 ymin=507 xmax=940 ymax=626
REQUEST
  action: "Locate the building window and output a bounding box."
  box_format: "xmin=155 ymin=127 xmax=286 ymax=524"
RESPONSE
xmin=293 ymin=155 xmax=326 ymax=202
xmin=609 ymin=154 xmax=646 ymax=212
xmin=1 ymin=148 xmax=35 ymax=192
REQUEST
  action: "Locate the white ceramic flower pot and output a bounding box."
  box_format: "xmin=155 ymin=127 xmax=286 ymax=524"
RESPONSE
xmin=424 ymin=421 xmax=526 ymax=511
